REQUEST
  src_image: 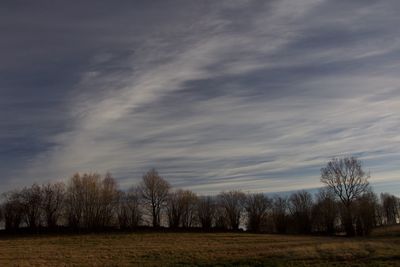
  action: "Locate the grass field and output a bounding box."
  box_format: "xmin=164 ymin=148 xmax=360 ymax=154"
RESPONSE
xmin=0 ymin=226 xmax=399 ymax=266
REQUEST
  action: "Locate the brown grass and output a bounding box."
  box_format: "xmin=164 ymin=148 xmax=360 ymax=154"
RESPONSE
xmin=0 ymin=227 xmax=399 ymax=266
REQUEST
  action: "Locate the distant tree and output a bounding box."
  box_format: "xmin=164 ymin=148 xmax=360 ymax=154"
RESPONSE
xmin=312 ymin=188 xmax=338 ymax=234
xmin=116 ymin=190 xmax=141 ymax=229
xmin=181 ymin=190 xmax=198 ymax=228
xmin=0 ymin=205 xmax=3 ymax=225
xmin=214 ymin=205 xmax=228 ymax=230
xmin=167 ymin=189 xmax=197 ymax=228
xmin=380 ymin=193 xmax=399 ymax=225
xmin=196 ymin=196 xmax=216 ymax=230
xmin=167 ymin=189 xmax=185 ymax=228
xmin=65 ymin=172 xmax=119 ymax=230
xmin=20 ymin=184 xmax=43 ymax=229
xmin=272 ymin=195 xmax=289 ymax=234
xmin=65 ymin=173 xmax=85 ymax=229
xmin=320 ymin=157 xmax=370 ymax=236
xmin=98 ymin=173 xmax=119 ymax=228
xmin=138 ymin=169 xmax=170 ymax=227
xmin=80 ymin=173 xmax=102 ymax=229
xmin=41 ymin=182 xmax=65 ymax=229
xmin=218 ymin=190 xmax=246 ymax=230
xmin=245 ymin=193 xmax=271 ymax=232
xmin=354 ymin=190 xmax=379 ymax=236
xmin=1 ymin=190 xmax=24 ymax=231
xmin=289 ymin=191 xmax=313 ymax=234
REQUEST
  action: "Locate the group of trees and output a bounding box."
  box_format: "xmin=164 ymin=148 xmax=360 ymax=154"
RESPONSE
xmin=0 ymin=157 xmax=399 ymax=236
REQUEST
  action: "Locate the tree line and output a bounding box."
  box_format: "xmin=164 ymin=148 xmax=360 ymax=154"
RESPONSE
xmin=0 ymin=157 xmax=399 ymax=236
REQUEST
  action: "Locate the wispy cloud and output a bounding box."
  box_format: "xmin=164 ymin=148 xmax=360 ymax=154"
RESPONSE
xmin=1 ymin=0 xmax=400 ymax=195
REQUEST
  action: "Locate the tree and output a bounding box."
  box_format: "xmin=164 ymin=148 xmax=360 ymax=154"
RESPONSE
xmin=41 ymin=182 xmax=65 ymax=229
xmin=272 ymin=195 xmax=289 ymax=233
xmin=245 ymin=193 xmax=271 ymax=232
xmin=180 ymin=190 xmax=198 ymax=228
xmin=65 ymin=173 xmax=85 ymax=229
xmin=138 ymin=169 xmax=170 ymax=227
xmin=116 ymin=190 xmax=142 ymax=229
xmin=380 ymin=193 xmax=399 ymax=225
xmin=20 ymin=184 xmax=43 ymax=229
xmin=320 ymin=157 xmax=370 ymax=236
xmin=167 ymin=189 xmax=185 ymax=228
xmin=289 ymin=191 xmax=313 ymax=234
xmin=98 ymin=173 xmax=119 ymax=228
xmin=0 ymin=205 xmax=3 ymax=225
xmin=218 ymin=190 xmax=246 ymax=230
xmin=1 ymin=190 xmax=24 ymax=231
xmin=312 ymin=188 xmax=338 ymax=234
xmin=354 ymin=190 xmax=379 ymax=236
xmin=80 ymin=173 xmax=102 ymax=229
xmin=167 ymin=189 xmax=197 ymax=228
xmin=196 ymin=196 xmax=216 ymax=230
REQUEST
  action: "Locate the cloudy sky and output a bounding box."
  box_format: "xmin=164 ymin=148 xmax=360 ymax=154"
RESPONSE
xmin=1 ymin=0 xmax=400 ymax=195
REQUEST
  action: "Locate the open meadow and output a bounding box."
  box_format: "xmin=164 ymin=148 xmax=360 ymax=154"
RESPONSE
xmin=0 ymin=226 xmax=399 ymax=266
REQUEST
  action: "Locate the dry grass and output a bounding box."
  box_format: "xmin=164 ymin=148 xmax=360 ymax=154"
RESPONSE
xmin=0 ymin=227 xmax=399 ymax=266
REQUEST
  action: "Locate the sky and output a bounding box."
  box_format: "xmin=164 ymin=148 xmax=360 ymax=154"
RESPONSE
xmin=1 ymin=0 xmax=400 ymax=196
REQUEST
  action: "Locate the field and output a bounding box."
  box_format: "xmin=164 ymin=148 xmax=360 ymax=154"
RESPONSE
xmin=0 ymin=226 xmax=399 ymax=266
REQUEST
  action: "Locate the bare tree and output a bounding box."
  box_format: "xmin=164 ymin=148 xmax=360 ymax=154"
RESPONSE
xmin=181 ymin=190 xmax=198 ymax=228
xmin=167 ymin=189 xmax=185 ymax=228
xmin=167 ymin=189 xmax=197 ymax=228
xmin=1 ymin=190 xmax=24 ymax=231
xmin=320 ymin=157 xmax=370 ymax=236
xmin=272 ymin=195 xmax=289 ymax=234
xmin=117 ymin=190 xmax=142 ymax=229
xmin=41 ymin=182 xmax=65 ymax=229
xmin=65 ymin=172 xmax=119 ymax=230
xmin=245 ymin=193 xmax=271 ymax=232
xmin=65 ymin=173 xmax=84 ymax=229
xmin=99 ymin=173 xmax=119 ymax=228
xmin=312 ymin=188 xmax=338 ymax=234
xmin=218 ymin=190 xmax=246 ymax=230
xmin=0 ymin=205 xmax=3 ymax=226
xmin=80 ymin=173 xmax=102 ymax=229
xmin=196 ymin=196 xmax=216 ymax=230
xmin=20 ymin=184 xmax=43 ymax=229
xmin=289 ymin=191 xmax=313 ymax=234
xmin=214 ymin=205 xmax=228 ymax=230
xmin=138 ymin=169 xmax=170 ymax=227
xmin=381 ymin=193 xmax=399 ymax=225
xmin=354 ymin=190 xmax=379 ymax=236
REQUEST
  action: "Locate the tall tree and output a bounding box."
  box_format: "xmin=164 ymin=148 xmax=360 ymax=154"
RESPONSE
xmin=99 ymin=173 xmax=119 ymax=228
xmin=218 ymin=190 xmax=246 ymax=230
xmin=20 ymin=184 xmax=43 ymax=229
xmin=245 ymin=193 xmax=271 ymax=232
xmin=196 ymin=196 xmax=216 ymax=230
xmin=138 ymin=169 xmax=170 ymax=227
xmin=41 ymin=182 xmax=65 ymax=229
xmin=380 ymin=193 xmax=399 ymax=225
xmin=180 ymin=190 xmax=198 ymax=228
xmin=1 ymin=190 xmax=24 ymax=231
xmin=312 ymin=188 xmax=338 ymax=234
xmin=65 ymin=173 xmax=85 ymax=229
xmin=167 ymin=189 xmax=186 ymax=228
xmin=354 ymin=190 xmax=378 ymax=236
xmin=117 ymin=190 xmax=142 ymax=229
xmin=289 ymin=191 xmax=313 ymax=234
xmin=320 ymin=157 xmax=370 ymax=236
xmin=272 ymin=195 xmax=289 ymax=234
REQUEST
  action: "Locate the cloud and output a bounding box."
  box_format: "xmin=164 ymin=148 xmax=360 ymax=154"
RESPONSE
xmin=1 ymin=0 xmax=400 ymax=196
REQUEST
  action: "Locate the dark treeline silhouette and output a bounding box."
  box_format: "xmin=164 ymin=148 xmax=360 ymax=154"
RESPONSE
xmin=0 ymin=157 xmax=399 ymax=236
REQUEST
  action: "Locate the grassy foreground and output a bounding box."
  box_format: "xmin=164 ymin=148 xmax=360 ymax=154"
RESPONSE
xmin=0 ymin=226 xmax=399 ymax=266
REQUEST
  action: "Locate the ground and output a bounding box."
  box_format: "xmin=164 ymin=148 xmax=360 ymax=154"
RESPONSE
xmin=0 ymin=226 xmax=399 ymax=266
